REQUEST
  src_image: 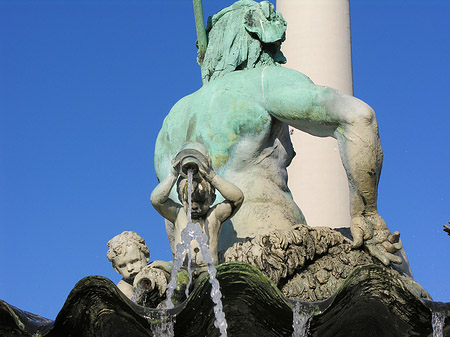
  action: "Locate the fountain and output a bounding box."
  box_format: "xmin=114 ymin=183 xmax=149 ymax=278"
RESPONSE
xmin=162 ymin=169 xmax=228 ymax=336
xmin=1 ymin=1 xmax=449 ymax=337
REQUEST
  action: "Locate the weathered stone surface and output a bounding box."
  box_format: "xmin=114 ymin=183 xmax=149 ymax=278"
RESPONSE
xmin=310 ymin=265 xmax=449 ymax=337
xmin=224 ymin=225 xmax=347 ymax=286
xmin=0 ymin=300 xmax=53 ymax=337
xmin=1 ymin=263 xmax=449 ymax=337
xmin=48 ymin=276 xmax=153 ymax=337
xmin=224 ymin=225 xmax=419 ymax=302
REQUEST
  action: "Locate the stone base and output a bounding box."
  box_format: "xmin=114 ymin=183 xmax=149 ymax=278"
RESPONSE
xmin=1 ymin=263 xmax=449 ymax=337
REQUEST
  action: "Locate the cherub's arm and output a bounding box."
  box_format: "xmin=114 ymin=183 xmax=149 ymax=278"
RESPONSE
xmin=199 ymin=164 xmax=244 ymax=222
xmin=150 ymin=164 xmax=181 ymax=224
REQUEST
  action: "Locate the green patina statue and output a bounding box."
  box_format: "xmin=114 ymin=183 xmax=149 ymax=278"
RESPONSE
xmin=154 ymin=0 xmax=403 ymax=268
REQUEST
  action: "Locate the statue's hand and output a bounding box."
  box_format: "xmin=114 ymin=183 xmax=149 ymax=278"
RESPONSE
xmin=351 ymin=213 xmax=403 ymax=266
xmin=171 ymin=158 xmax=181 ymax=177
xmin=198 ymin=161 xmax=216 ymax=181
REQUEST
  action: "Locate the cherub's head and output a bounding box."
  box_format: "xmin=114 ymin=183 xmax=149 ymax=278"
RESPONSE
xmin=177 ymin=177 xmax=216 ymax=219
xmin=107 ymin=231 xmax=150 ymax=283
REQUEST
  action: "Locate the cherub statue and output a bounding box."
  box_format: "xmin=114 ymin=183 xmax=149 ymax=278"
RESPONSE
xmin=107 ymin=231 xmax=150 ymax=299
xmin=151 ymin=142 xmax=244 ymax=266
xmin=154 ymin=0 xmax=405 ymax=268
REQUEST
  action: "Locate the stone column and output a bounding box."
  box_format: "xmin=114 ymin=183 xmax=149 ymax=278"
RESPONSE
xmin=276 ymin=0 xmax=353 ymax=228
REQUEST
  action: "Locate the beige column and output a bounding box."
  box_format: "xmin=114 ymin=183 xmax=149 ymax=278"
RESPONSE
xmin=276 ymin=0 xmax=353 ymax=228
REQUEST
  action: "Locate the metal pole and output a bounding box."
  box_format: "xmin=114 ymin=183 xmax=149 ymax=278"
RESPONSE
xmin=193 ymin=0 xmax=208 ymax=71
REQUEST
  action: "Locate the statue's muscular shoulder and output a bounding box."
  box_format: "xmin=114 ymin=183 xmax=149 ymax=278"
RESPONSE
xmin=156 ymin=67 xmax=308 ymax=175
xmin=159 ymin=71 xmax=273 ymax=170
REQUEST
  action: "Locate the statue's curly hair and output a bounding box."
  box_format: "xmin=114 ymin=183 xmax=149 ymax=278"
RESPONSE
xmin=201 ymin=0 xmax=287 ymax=83
xmin=107 ymin=231 xmax=150 ymax=262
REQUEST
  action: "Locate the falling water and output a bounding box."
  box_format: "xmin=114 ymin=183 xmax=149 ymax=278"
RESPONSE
xmin=190 ymin=218 xmax=228 ymax=336
xmin=149 ymin=311 xmax=175 ymax=337
xmin=185 ymin=246 xmax=193 ymax=299
xmin=432 ymin=311 xmax=445 ymax=337
xmin=164 ymin=169 xmax=196 ymax=310
xmin=133 ymin=309 xmax=175 ymax=337
xmin=131 ymin=282 xmax=146 ymax=304
xmin=131 ymin=281 xmax=175 ymax=336
xmin=163 ymin=169 xmax=228 ymax=337
xmin=292 ymin=301 xmax=313 ymax=337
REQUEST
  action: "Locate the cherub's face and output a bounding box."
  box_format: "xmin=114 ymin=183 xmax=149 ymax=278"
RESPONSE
xmin=112 ymin=244 xmax=147 ymax=282
xmin=178 ymin=180 xmax=215 ymax=219
xmin=182 ymin=195 xmax=212 ymax=219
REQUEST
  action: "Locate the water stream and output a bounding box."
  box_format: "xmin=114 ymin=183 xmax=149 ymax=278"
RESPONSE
xmin=149 ymin=311 xmax=175 ymax=337
xmin=163 ymin=169 xmax=228 ymax=336
xmin=432 ymin=311 xmax=445 ymax=337
xmin=131 ymin=282 xmax=146 ymax=305
xmin=292 ymin=301 xmax=313 ymax=337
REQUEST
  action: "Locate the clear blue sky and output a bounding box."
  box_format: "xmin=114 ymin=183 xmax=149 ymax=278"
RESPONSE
xmin=1 ymin=0 xmax=449 ymax=320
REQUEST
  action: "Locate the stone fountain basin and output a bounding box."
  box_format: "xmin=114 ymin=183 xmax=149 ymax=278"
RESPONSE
xmin=1 ymin=263 xmax=449 ymax=337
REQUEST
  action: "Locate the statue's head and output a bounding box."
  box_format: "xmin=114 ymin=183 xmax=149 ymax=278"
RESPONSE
xmin=201 ymin=0 xmax=287 ymax=83
xmin=177 ymin=177 xmax=216 ymax=219
xmin=107 ymin=231 xmax=150 ymax=282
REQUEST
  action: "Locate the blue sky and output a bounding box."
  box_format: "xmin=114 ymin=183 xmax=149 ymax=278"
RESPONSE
xmin=1 ymin=0 xmax=449 ymax=320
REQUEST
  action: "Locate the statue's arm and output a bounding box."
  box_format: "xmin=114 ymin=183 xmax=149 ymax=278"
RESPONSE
xmin=150 ymin=168 xmax=180 ymax=224
xmin=262 ymin=67 xmax=402 ymax=266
